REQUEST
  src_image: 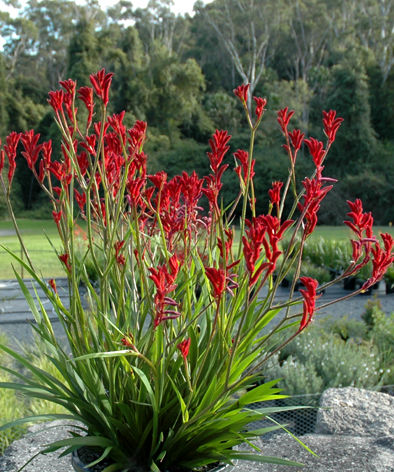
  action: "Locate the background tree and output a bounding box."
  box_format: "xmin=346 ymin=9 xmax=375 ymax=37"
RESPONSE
xmin=1 ymin=0 xmax=394 ymax=223
xmin=202 ymin=0 xmax=286 ymax=111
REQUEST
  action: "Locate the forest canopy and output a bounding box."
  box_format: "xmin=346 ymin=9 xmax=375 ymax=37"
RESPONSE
xmin=0 ymin=0 xmax=393 ymax=224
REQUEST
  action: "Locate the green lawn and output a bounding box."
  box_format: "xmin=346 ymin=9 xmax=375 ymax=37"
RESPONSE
xmin=1 ymin=220 xmax=394 ymax=280
xmin=0 ymin=219 xmax=64 ymax=279
xmin=310 ymin=225 xmax=394 ymax=241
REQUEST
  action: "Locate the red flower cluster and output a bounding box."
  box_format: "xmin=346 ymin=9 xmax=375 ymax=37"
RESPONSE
xmin=177 ymin=338 xmax=191 ymax=359
xmin=121 ymin=333 xmax=134 ymax=348
xmin=243 ymin=216 xmax=293 ymax=286
xmin=52 ymin=210 xmax=62 ymax=225
xmin=253 ymin=97 xmax=267 ymax=120
xmin=202 ymin=130 xmax=230 ymax=213
xmin=360 ymin=234 xmax=394 ymax=291
xmin=3 ymin=71 xmax=393 ymax=353
xmin=4 ymin=132 xmax=21 ymax=186
xmin=288 ymin=129 xmax=304 ymax=153
xmin=303 ymin=137 xmax=325 ymax=178
xmin=205 ymin=266 xmax=238 ymax=299
xmin=234 ymin=149 xmax=255 ymax=186
xmin=217 ymin=228 xmax=235 ymax=264
xmin=277 ymin=107 xmax=295 ymax=133
xmin=298 ymin=177 xmax=334 ymax=236
xmin=343 ymin=200 xmax=393 ymax=290
xmin=283 ymin=129 xmax=304 ymax=165
xmin=48 ymin=90 xmax=64 ymax=113
xmin=344 ymin=199 xmax=374 ymax=240
xmin=114 ymin=241 xmax=126 ymax=266
xmin=323 ymin=110 xmax=343 ymax=143
xmin=148 ymin=254 xmax=181 ymax=328
xmin=233 ymin=84 xmax=250 ymax=104
xmin=298 ymin=277 xmax=320 ymax=332
xmin=0 ymin=149 xmax=4 ymax=175
xmin=90 ymin=68 xmax=114 ymax=106
xmin=268 ymin=181 xmax=283 ymax=207
xmin=77 ymin=87 xmax=95 ymax=127
xmin=48 ymin=278 xmax=57 ymax=294
xmin=58 ymin=253 xmax=71 ymax=273
xmin=21 ymin=130 xmax=43 ymax=171
xmin=59 ymin=79 xmax=77 ymax=96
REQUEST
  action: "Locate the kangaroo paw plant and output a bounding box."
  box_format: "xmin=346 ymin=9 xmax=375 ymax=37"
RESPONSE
xmin=0 ymin=73 xmax=393 ymax=472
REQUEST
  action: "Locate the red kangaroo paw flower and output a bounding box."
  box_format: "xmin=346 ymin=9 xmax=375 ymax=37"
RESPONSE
xmin=361 ymin=233 xmax=394 ymax=291
xmin=48 ymin=278 xmax=57 ymax=294
xmin=62 ymin=92 xmax=74 ymax=120
xmin=253 ymin=96 xmax=267 ymax=120
xmin=108 ymin=111 xmax=126 ymax=142
xmin=205 ymin=267 xmax=226 ymax=300
xmin=298 ymin=277 xmax=320 ymax=332
xmin=148 ymin=171 xmax=167 ymax=190
xmin=344 ymin=199 xmax=374 ymax=240
xmin=298 ymin=177 xmax=333 ymax=236
xmin=41 ymin=141 xmax=52 ymax=168
xmin=52 ymin=210 xmax=62 ymax=225
xmin=59 ymin=253 xmax=71 ymax=273
xmin=323 ymin=110 xmax=343 ymax=143
xmin=4 ymin=132 xmax=21 ymax=186
xmin=90 ymin=69 xmax=114 ymax=106
xmin=277 ymin=107 xmax=295 ymax=133
xmin=114 ymin=240 xmax=126 ymax=266
xmin=121 ymin=336 xmax=133 ymax=348
xmin=0 ymin=150 xmax=4 ymax=174
xmin=233 ymin=83 xmax=250 ymax=104
xmin=149 ymin=257 xmax=180 ymax=328
xmin=288 ymin=129 xmax=304 ymax=153
xmin=268 ymin=181 xmax=283 ymax=206
xmin=77 ymin=87 xmax=95 ymax=125
xmin=234 ymin=149 xmax=255 ymax=183
xmin=207 ymin=130 xmax=231 ymax=174
xmin=74 ymin=189 xmax=86 ymax=212
xmin=48 ymin=90 xmax=64 ymax=113
xmin=80 ymin=134 xmax=97 ymax=156
xmin=127 ymin=120 xmax=147 ymax=154
xmin=304 ymin=137 xmax=325 ymax=176
xmin=177 ymin=338 xmax=191 ymax=359
xmin=59 ymin=79 xmax=77 ymax=96
xmin=21 ymin=130 xmax=43 ymax=170
xmin=76 ymin=151 xmax=89 ymax=177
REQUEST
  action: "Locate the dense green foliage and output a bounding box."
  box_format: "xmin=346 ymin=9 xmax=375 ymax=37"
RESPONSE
xmin=265 ymin=298 xmax=394 ymax=397
xmin=1 ymin=0 xmax=394 ymax=222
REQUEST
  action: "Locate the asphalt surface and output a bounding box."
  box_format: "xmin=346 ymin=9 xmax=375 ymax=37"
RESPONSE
xmin=0 ymin=277 xmax=393 ymax=351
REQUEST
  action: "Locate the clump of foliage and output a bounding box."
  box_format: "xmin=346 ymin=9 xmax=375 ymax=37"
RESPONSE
xmin=302 ymin=238 xmax=352 ymax=272
xmin=267 ymin=326 xmax=381 ymax=396
xmin=266 ymin=298 xmax=394 ymax=399
xmin=384 ymin=265 xmax=394 ymax=289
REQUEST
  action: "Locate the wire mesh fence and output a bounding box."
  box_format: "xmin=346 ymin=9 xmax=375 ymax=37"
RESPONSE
xmin=250 ymin=393 xmax=322 ymax=439
xmin=250 ymin=386 xmax=394 ymax=440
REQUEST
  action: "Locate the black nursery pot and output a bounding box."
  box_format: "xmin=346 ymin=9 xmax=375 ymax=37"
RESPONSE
xmin=72 ymin=448 xmax=114 ymax=472
xmin=343 ymin=277 xmax=357 ymax=290
xmin=71 ymin=448 xmax=235 ymax=472
xmin=328 ymin=268 xmax=341 ymax=281
xmin=358 ymin=281 xmax=380 ymax=296
xmin=386 ymin=282 xmax=394 ymax=294
xmin=280 ymin=277 xmax=290 ymax=288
